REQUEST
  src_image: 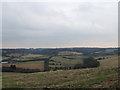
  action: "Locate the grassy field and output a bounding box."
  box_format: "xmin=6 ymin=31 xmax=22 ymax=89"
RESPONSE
xmin=58 ymin=51 xmax=83 ymax=56
xmin=2 ymin=54 xmax=49 ymax=62
xmin=2 ymin=55 xmax=118 ymax=88
xmin=98 ymin=55 xmax=118 ymax=68
xmin=51 ymin=56 xmax=83 ymax=68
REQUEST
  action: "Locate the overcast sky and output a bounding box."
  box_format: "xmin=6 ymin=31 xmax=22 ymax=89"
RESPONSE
xmin=2 ymin=2 xmax=118 ymax=48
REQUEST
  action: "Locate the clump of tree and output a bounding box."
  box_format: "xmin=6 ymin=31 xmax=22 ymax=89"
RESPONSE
xmin=83 ymin=57 xmax=100 ymax=68
xmin=73 ymin=64 xmax=83 ymax=69
xmin=44 ymin=60 xmax=50 ymax=71
xmin=73 ymin=57 xmax=100 ymax=69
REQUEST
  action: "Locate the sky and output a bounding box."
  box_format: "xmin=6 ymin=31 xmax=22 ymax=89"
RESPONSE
xmin=1 ymin=1 xmax=118 ymax=48
xmin=0 ymin=3 xmax=2 ymax=48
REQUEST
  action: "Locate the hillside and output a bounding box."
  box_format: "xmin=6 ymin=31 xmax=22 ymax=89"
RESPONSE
xmin=2 ymin=55 xmax=118 ymax=88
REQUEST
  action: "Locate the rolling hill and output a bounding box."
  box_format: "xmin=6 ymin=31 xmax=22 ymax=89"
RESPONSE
xmin=2 ymin=55 xmax=118 ymax=88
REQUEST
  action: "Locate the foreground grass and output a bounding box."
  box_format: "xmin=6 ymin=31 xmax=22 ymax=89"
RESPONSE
xmin=2 ymin=55 xmax=118 ymax=88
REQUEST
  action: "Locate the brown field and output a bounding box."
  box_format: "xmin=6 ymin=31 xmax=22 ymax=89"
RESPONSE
xmin=7 ymin=53 xmax=22 ymax=57
xmin=21 ymin=54 xmax=43 ymax=58
xmin=2 ymin=61 xmax=45 ymax=71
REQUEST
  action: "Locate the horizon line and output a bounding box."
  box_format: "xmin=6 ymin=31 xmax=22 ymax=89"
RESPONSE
xmin=1 ymin=46 xmax=118 ymax=49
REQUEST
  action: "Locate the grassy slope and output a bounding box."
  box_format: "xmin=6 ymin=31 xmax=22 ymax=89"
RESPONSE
xmin=51 ymin=56 xmax=83 ymax=67
xmin=2 ymin=55 xmax=118 ymax=88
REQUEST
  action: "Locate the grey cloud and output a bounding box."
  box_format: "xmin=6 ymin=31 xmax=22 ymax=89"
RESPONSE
xmin=0 ymin=3 xmax=2 ymax=47
xmin=2 ymin=2 xmax=118 ymax=48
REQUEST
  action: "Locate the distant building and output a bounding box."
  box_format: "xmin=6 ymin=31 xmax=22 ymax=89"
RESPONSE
xmin=1 ymin=62 xmax=8 ymax=64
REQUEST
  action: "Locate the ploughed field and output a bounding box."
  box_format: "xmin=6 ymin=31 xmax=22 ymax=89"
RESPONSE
xmin=2 ymin=55 xmax=118 ymax=88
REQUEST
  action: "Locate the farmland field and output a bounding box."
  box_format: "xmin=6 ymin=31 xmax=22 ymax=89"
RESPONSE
xmin=50 ymin=56 xmax=83 ymax=68
xmin=2 ymin=55 xmax=118 ymax=88
xmin=2 ymin=61 xmax=44 ymax=71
